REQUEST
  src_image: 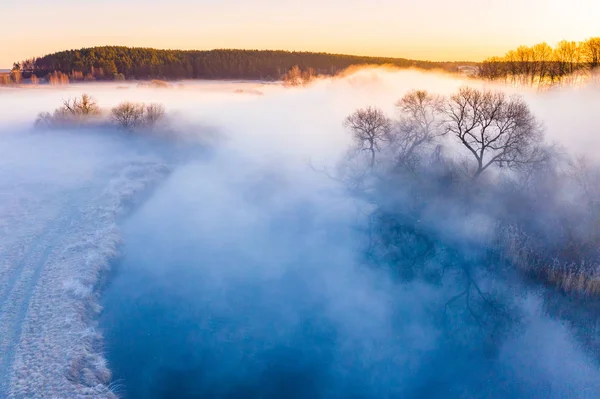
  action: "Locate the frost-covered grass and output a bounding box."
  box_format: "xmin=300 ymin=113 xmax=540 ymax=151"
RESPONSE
xmin=0 ymin=130 xmax=172 ymax=398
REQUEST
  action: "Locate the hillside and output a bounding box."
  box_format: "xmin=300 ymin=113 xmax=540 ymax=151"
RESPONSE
xmin=17 ymin=46 xmax=473 ymax=82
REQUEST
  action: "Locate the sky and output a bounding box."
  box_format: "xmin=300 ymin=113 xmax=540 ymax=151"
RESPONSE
xmin=1 ymin=0 xmax=599 ymax=68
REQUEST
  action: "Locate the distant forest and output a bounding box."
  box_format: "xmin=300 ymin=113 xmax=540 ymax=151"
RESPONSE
xmin=8 ymin=39 xmax=599 ymax=86
xmin=11 ymin=46 xmax=470 ymax=82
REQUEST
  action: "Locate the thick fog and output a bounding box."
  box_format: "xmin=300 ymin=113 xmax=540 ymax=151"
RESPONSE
xmin=1 ymin=70 xmax=600 ymax=398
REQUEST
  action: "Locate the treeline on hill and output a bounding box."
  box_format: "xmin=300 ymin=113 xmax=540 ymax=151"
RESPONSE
xmin=10 ymin=47 xmax=466 ymax=82
xmin=479 ymin=37 xmax=600 ymax=86
xmin=339 ymin=88 xmax=600 ymax=357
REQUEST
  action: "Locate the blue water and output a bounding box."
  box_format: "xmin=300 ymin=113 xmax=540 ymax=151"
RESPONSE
xmin=100 ymin=159 xmax=600 ymax=399
xmin=100 ymin=161 xmax=398 ymax=398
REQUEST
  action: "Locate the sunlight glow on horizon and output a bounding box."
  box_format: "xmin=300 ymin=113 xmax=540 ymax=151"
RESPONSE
xmin=1 ymin=0 xmax=599 ymax=68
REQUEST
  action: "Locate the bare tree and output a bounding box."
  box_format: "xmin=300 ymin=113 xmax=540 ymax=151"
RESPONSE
xmin=35 ymin=112 xmax=54 ymax=127
xmin=392 ymin=90 xmax=444 ymax=167
xmin=443 ymin=87 xmax=545 ymax=179
xmin=111 ymin=102 xmax=145 ymax=129
xmin=582 ymin=37 xmax=600 ymax=71
xmin=532 ymin=42 xmax=553 ymax=86
xmin=344 ymin=107 xmax=392 ymax=168
xmin=554 ymin=41 xmax=584 ymax=84
xmin=61 ymin=94 xmax=100 ymax=116
xmin=144 ymin=103 xmax=166 ymax=126
xmin=478 ymin=57 xmax=506 ymax=82
xmin=514 ymin=45 xmax=535 ymax=86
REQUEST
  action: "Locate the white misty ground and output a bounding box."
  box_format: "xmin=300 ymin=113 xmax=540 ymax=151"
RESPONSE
xmin=0 ymin=136 xmax=169 ymax=398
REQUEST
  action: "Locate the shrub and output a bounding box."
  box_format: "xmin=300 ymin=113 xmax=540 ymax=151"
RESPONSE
xmin=144 ymin=103 xmax=165 ymax=126
xmin=111 ymin=102 xmax=165 ymax=130
xmin=111 ymin=102 xmax=145 ymax=129
xmin=34 ymin=96 xmax=166 ymax=132
xmin=62 ymin=94 xmax=101 ymax=116
xmin=35 ymin=94 xmax=101 ymax=127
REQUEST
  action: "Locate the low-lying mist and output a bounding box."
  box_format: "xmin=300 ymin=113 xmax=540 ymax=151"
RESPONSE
xmin=1 ymin=69 xmax=600 ymax=398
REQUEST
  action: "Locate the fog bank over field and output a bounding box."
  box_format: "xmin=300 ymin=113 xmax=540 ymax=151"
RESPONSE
xmin=1 ymin=69 xmax=600 ymax=398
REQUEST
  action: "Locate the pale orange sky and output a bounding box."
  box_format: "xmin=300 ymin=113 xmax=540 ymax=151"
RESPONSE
xmin=1 ymin=0 xmax=599 ymax=68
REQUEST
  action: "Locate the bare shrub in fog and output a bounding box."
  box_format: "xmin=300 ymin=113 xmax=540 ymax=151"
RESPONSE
xmin=61 ymin=94 xmax=101 ymax=116
xmin=111 ymin=102 xmax=165 ymax=130
xmin=111 ymin=102 xmax=145 ymax=129
xmin=501 ymin=157 xmax=600 ymax=295
xmin=34 ymin=112 xmax=55 ymax=127
xmin=344 ymin=107 xmax=392 ymax=168
xmin=282 ymin=65 xmax=316 ymax=87
xmin=391 ymin=90 xmax=445 ymax=170
xmin=35 ymin=94 xmax=101 ymax=127
xmin=443 ymin=87 xmax=546 ymax=180
xmin=144 ymin=103 xmax=166 ymax=126
xmin=34 ymin=95 xmax=166 ymax=131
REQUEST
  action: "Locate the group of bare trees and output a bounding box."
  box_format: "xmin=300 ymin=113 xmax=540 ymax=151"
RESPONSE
xmin=344 ymin=87 xmax=547 ymax=180
xmin=0 ymin=65 xmax=23 ymax=85
xmin=343 ymin=88 xmax=547 ymax=351
xmin=282 ymin=65 xmax=317 ymax=87
xmin=110 ymin=102 xmax=165 ymax=129
xmin=345 ymin=85 xmax=600 ymax=310
xmin=479 ymin=38 xmax=600 ymax=87
xmin=343 ymin=86 xmax=600 ymax=364
xmin=35 ymin=94 xmax=165 ymax=130
xmin=36 ymin=94 xmax=101 ymax=127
